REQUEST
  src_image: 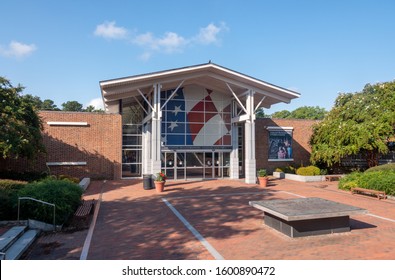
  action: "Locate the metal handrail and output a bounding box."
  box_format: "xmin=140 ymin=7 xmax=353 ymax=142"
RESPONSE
xmin=17 ymin=197 xmax=56 ymax=231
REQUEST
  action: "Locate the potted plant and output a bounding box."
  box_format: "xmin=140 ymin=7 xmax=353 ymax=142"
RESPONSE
xmin=154 ymin=171 xmax=167 ymax=193
xmin=257 ymin=169 xmax=268 ymax=187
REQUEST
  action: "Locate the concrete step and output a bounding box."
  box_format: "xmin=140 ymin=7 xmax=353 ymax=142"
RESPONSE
xmin=0 ymin=226 xmax=27 ymax=252
xmin=4 ymin=229 xmax=40 ymax=260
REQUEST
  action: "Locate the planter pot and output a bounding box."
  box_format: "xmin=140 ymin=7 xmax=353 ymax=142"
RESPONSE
xmin=154 ymin=181 xmax=165 ymax=193
xmin=258 ymin=177 xmax=268 ymax=187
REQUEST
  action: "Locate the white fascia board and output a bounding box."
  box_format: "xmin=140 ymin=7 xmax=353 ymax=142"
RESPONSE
xmin=47 ymin=121 xmax=88 ymax=126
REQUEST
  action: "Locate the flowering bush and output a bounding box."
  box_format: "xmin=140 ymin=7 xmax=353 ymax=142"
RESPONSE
xmin=155 ymin=171 xmax=167 ymax=182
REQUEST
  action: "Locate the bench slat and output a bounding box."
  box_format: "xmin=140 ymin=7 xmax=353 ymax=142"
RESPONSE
xmin=74 ymin=199 xmax=95 ymax=217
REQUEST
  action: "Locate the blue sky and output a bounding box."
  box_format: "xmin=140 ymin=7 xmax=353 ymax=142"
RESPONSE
xmin=1 ymin=0 xmax=395 ymax=113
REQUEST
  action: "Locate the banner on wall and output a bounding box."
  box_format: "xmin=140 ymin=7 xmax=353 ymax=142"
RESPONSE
xmin=268 ymin=127 xmax=293 ymax=160
xmin=161 ymin=85 xmax=232 ymax=147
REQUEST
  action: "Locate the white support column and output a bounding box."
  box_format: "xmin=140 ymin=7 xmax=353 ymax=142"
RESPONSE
xmin=151 ymin=83 xmax=162 ymax=178
xmin=142 ymin=122 xmax=151 ymax=175
xmin=244 ymin=90 xmax=257 ymax=184
xmin=229 ymin=123 xmax=239 ymax=179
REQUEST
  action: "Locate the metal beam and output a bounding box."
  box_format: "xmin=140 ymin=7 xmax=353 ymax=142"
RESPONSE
xmin=160 ymin=79 xmax=185 ymax=110
xmin=226 ymin=83 xmax=247 ymax=113
xmin=137 ymin=88 xmax=155 ymax=111
xmin=133 ymin=96 xmax=148 ymax=115
xmin=254 ymin=96 xmax=266 ymax=112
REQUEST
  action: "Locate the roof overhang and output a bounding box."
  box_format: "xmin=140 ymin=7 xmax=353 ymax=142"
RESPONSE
xmin=100 ymin=62 xmax=300 ymax=110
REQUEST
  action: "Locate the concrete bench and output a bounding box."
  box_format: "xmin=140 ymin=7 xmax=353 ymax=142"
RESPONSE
xmin=325 ymin=175 xmax=344 ymax=181
xmin=74 ymin=199 xmax=95 ymax=219
xmin=249 ymin=197 xmax=368 ymax=238
xmin=351 ymin=187 xmax=386 ymax=200
xmin=78 ymin=178 xmax=91 ymax=191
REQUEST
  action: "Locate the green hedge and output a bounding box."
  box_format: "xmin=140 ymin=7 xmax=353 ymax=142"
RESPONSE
xmin=18 ymin=178 xmax=83 ymax=225
xmin=0 ymin=180 xmax=28 ymax=220
xmin=365 ymin=163 xmax=395 ymax=173
xmin=296 ymin=166 xmax=321 ymax=176
xmin=339 ymin=170 xmax=395 ymax=196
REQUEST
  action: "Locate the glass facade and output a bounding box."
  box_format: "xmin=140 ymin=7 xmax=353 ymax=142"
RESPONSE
xmin=122 ymin=103 xmax=143 ymax=178
xmin=121 ymin=85 xmax=236 ymax=179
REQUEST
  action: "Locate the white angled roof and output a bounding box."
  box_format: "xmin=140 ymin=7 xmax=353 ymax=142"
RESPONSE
xmin=100 ymin=62 xmax=300 ymax=109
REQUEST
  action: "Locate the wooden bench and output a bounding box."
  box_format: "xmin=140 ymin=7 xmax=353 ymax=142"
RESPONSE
xmin=74 ymin=199 xmax=95 ymax=218
xmin=325 ymin=175 xmax=344 ymax=181
xmin=351 ymin=187 xmax=386 ymax=200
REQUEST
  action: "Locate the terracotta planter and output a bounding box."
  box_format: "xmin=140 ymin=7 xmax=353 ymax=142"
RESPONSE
xmin=258 ymin=177 xmax=268 ymax=187
xmin=154 ymin=181 xmax=165 ymax=193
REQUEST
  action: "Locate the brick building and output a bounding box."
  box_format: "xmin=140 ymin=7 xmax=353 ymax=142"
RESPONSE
xmin=1 ymin=63 xmax=318 ymax=182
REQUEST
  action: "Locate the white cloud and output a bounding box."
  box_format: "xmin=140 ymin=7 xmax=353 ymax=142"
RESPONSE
xmin=194 ymin=23 xmax=227 ymax=45
xmin=86 ymin=97 xmax=104 ymax=110
xmin=0 ymin=41 xmax=37 ymax=58
xmin=95 ymin=21 xmax=228 ymax=60
xmin=134 ymin=31 xmax=187 ymax=53
xmin=94 ymin=21 xmax=127 ymax=39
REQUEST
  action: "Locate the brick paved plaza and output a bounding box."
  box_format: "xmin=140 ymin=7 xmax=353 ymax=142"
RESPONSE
xmin=24 ymin=178 xmax=395 ymax=260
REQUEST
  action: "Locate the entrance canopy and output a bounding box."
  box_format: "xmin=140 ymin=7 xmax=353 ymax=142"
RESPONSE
xmin=100 ymin=62 xmax=300 ymax=113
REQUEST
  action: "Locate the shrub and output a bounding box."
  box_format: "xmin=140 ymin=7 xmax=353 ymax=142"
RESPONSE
xmin=0 ymin=171 xmax=48 ymax=182
xmin=18 ymin=178 xmax=83 ymax=225
xmin=338 ymin=172 xmax=362 ymax=191
xmin=275 ymin=165 xmax=297 ymax=174
xmin=58 ymin=174 xmax=80 ymax=184
xmin=365 ymin=163 xmax=395 ymax=173
xmin=338 ymin=170 xmax=395 ymax=195
xmin=0 ymin=180 xmax=28 ymax=220
xmin=296 ymin=166 xmax=321 ymax=176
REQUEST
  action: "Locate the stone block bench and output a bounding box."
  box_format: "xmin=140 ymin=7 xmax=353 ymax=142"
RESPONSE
xmin=249 ymin=197 xmax=368 ymax=238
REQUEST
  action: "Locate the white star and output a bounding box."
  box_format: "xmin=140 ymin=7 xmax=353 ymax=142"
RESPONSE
xmin=173 ymin=105 xmax=182 ymax=116
xmin=168 ymin=121 xmax=178 ymax=131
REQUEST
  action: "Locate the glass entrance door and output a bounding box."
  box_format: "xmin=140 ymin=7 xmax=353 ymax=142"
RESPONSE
xmin=162 ymin=151 xmax=230 ymax=180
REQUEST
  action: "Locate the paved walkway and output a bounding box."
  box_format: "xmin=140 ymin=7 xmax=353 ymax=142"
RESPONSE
xmin=25 ymin=178 xmax=395 ymax=260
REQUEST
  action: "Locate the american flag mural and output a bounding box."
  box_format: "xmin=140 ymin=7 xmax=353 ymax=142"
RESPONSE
xmin=161 ymin=85 xmax=232 ymax=146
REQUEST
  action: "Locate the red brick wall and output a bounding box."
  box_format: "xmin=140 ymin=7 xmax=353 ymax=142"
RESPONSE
xmin=255 ymin=118 xmax=319 ymax=173
xmin=0 ymin=111 xmax=122 ymax=180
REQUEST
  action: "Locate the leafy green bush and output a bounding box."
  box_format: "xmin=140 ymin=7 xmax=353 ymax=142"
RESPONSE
xmin=58 ymin=174 xmax=80 ymax=184
xmin=275 ymin=165 xmax=297 ymax=174
xmin=339 ymin=170 xmax=395 ymax=195
xmin=365 ymin=163 xmax=395 ymax=173
xmin=338 ymin=172 xmax=362 ymax=191
xmin=18 ymin=178 xmax=83 ymax=225
xmin=0 ymin=171 xmax=48 ymax=182
xmin=0 ymin=180 xmax=28 ymax=220
xmin=296 ymin=166 xmax=321 ymax=176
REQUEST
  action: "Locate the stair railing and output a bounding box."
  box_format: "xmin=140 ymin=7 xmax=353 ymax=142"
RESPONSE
xmin=17 ymin=197 xmax=56 ymax=232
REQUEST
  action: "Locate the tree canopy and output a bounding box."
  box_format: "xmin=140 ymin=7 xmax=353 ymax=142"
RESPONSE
xmin=271 ymin=106 xmax=327 ymax=120
xmin=310 ymin=81 xmax=395 ymax=167
xmin=0 ymin=77 xmax=45 ymax=159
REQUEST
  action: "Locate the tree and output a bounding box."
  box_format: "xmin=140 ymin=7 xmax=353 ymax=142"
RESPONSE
xmin=271 ymin=110 xmax=291 ymax=119
xmin=85 ymin=105 xmax=104 ymax=113
xmin=271 ymin=106 xmax=327 ymax=120
xmin=41 ymin=99 xmax=59 ymax=111
xmin=255 ymin=108 xmax=269 ymax=118
xmin=310 ymin=81 xmax=395 ymax=168
xmin=290 ymin=106 xmax=327 ymax=120
xmin=61 ymin=101 xmax=83 ymax=112
xmin=0 ymin=77 xmax=45 ymax=159
xmin=20 ymin=94 xmax=59 ymax=111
